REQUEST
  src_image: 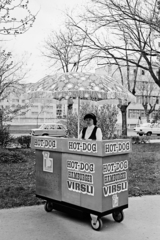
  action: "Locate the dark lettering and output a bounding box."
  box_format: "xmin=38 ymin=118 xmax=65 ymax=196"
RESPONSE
xmin=126 ymin=142 xmax=130 ymax=151
xmin=67 ymin=180 xmax=73 ymax=189
xmin=92 ymin=143 xmax=97 ymax=152
xmin=105 ymin=144 xmax=110 ymax=153
xmin=76 ymin=142 xmax=81 ymax=151
xmin=68 ymin=141 xmax=73 ymax=149
xmin=82 ymin=142 xmax=87 ymax=151
xmin=81 ymin=184 xmax=86 ymax=193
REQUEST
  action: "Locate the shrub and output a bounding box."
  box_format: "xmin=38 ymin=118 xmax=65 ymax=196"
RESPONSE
xmin=0 ymin=149 xmax=27 ymax=164
xmin=0 ymin=125 xmax=15 ymax=148
xmin=153 ymin=107 xmax=160 ymax=123
xmin=17 ymin=135 xmax=31 ymax=148
xmin=113 ymin=134 xmax=130 ymax=139
xmin=112 ymin=134 xmax=141 ymax=143
xmin=131 ymin=136 xmax=141 ymax=144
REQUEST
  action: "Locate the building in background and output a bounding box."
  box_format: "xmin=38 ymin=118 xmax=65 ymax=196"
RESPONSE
xmin=1 ymin=67 xmax=160 ymax=128
xmin=95 ymin=64 xmax=160 ymax=127
xmin=0 ymin=76 xmax=68 ymax=126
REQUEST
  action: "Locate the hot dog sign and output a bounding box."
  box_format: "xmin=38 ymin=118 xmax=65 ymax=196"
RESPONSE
xmin=105 ymin=141 xmax=131 ymax=154
xmin=103 ymin=160 xmax=128 ymax=197
xmin=68 ymin=140 xmax=131 ymax=154
xmin=66 ymin=160 xmax=95 ymax=196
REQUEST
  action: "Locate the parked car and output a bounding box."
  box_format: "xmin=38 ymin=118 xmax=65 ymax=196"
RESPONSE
xmin=6 ymin=142 xmax=22 ymax=149
xmin=31 ymin=123 xmax=67 ymax=137
xmin=134 ymin=122 xmax=160 ymax=136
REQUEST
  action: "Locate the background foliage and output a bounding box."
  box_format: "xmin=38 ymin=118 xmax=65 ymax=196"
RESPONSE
xmin=153 ymin=107 xmax=160 ymax=123
xmin=0 ymin=125 xmax=14 ymax=148
xmin=67 ymin=102 xmax=119 ymax=139
xmin=17 ymin=135 xmax=31 ymax=148
xmin=0 ymin=149 xmax=27 ymax=164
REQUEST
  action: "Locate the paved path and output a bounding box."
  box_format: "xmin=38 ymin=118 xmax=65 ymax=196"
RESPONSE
xmin=0 ymin=196 xmax=160 ymax=240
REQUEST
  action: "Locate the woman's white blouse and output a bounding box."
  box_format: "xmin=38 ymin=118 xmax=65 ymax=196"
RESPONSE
xmin=79 ymin=125 xmax=102 ymax=140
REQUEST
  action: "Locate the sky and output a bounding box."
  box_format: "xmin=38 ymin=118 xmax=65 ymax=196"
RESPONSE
xmin=4 ymin=0 xmax=89 ymax=83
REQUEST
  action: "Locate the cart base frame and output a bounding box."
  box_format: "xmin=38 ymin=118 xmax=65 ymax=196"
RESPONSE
xmin=36 ymin=194 xmax=128 ymax=218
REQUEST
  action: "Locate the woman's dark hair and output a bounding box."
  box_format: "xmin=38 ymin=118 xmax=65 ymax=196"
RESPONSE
xmin=84 ymin=113 xmax=97 ymax=125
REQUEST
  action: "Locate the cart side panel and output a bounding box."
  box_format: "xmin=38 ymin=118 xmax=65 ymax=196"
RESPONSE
xmin=36 ymin=150 xmax=62 ymax=201
xmin=62 ymin=153 xmax=81 ymax=206
xmin=80 ymin=155 xmax=103 ymax=212
xmin=62 ymin=153 xmax=103 ymax=212
xmin=102 ymin=154 xmax=129 ymax=212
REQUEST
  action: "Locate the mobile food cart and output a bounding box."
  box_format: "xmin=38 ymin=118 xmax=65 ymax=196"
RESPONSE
xmin=31 ymin=136 xmax=131 ymax=231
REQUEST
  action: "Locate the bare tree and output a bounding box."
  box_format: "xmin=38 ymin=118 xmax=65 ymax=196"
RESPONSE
xmin=0 ymin=49 xmax=31 ymax=126
xmin=0 ymin=49 xmax=30 ymax=99
xmin=136 ymin=77 xmax=160 ymax=122
xmin=76 ymin=0 xmax=160 ymax=85
xmin=66 ymin=0 xmax=160 ymax=135
xmin=0 ymin=0 xmax=36 ymax=35
xmin=0 ymin=1 xmax=36 ymax=130
xmin=42 ymin=25 xmax=92 ymax=73
xmin=34 ymin=99 xmax=51 ymax=127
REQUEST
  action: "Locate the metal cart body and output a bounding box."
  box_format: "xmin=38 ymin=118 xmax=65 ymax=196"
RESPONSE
xmin=31 ymin=137 xmax=131 ymax=230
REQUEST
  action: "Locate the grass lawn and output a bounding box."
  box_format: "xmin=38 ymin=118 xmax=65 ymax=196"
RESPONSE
xmin=0 ymin=143 xmax=160 ymax=209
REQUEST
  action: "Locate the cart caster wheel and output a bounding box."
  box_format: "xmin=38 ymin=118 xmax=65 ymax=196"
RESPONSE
xmin=44 ymin=201 xmax=53 ymax=212
xmin=112 ymin=210 xmax=124 ymax=222
xmin=90 ymin=218 xmax=103 ymax=231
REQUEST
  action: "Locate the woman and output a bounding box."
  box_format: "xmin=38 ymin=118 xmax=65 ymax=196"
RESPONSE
xmin=79 ymin=113 xmax=102 ymax=140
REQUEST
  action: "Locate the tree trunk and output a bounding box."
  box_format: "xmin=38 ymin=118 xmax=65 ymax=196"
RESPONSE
xmin=0 ymin=109 xmax=3 ymax=148
xmin=146 ymin=113 xmax=150 ymax=123
xmin=143 ymin=104 xmax=151 ymax=123
xmin=0 ymin=109 xmax=3 ymax=130
xmin=119 ymin=104 xmax=128 ymax=136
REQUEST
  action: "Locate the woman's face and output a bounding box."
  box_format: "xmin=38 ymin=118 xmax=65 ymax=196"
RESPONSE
xmin=85 ymin=118 xmax=94 ymax=126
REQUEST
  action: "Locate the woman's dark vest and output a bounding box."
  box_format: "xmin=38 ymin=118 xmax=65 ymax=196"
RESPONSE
xmin=82 ymin=126 xmax=97 ymax=140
